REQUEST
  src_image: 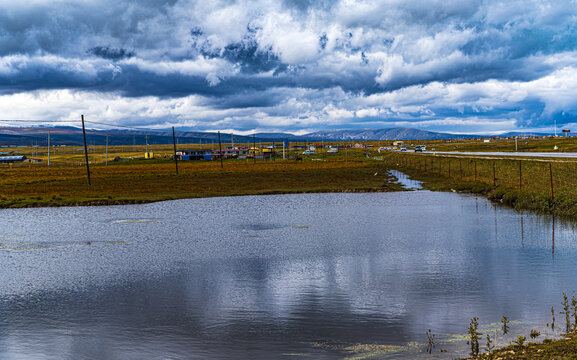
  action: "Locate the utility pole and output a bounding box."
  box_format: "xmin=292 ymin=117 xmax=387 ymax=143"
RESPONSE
xmin=218 ymin=131 xmax=223 ymax=168
xmin=105 ymin=135 xmax=109 ymax=166
xmin=172 ymin=127 xmax=179 ymax=175
xmin=253 ymin=134 xmax=256 ymax=164
xmin=47 ymin=130 xmax=50 ymax=168
xmin=81 ymin=115 xmax=91 ymax=186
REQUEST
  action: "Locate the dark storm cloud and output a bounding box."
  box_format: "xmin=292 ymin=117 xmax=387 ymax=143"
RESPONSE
xmin=88 ymin=47 xmax=135 ymax=60
xmin=205 ymin=40 xmax=285 ymax=74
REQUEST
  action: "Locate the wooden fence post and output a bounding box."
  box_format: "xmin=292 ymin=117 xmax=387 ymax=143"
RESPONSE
xmin=493 ymin=161 xmax=496 ymax=187
xmin=549 ymin=162 xmax=554 ymax=201
xmin=519 ymin=160 xmax=522 ymax=190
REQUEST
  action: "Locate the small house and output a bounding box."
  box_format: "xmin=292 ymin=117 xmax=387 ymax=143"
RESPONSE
xmin=0 ymin=155 xmax=27 ymax=163
xmin=177 ymin=149 xmax=212 ymax=161
xmin=212 ymin=148 xmax=249 ymax=159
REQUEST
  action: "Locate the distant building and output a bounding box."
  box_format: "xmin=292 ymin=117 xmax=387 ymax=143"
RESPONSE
xmin=177 ymin=148 xmax=250 ymax=160
xmin=212 ymin=148 xmax=249 ymax=159
xmin=254 ymin=152 xmax=274 ymax=159
xmin=176 ymin=149 xmax=212 ymax=161
xmin=0 ymin=155 xmax=27 ymax=163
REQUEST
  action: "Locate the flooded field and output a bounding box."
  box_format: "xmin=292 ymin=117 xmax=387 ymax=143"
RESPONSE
xmin=0 ymin=185 xmax=576 ymax=359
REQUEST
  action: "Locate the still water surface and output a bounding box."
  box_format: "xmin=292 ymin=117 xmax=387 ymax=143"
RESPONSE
xmin=0 ymin=183 xmax=576 ymax=359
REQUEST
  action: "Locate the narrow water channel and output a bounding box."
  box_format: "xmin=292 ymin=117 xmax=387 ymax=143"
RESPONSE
xmin=0 ymin=177 xmax=575 ymax=359
xmin=389 ymin=169 xmax=424 ymax=190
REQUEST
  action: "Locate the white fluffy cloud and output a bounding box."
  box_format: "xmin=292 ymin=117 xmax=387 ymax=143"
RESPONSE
xmin=0 ymin=0 xmax=577 ymax=133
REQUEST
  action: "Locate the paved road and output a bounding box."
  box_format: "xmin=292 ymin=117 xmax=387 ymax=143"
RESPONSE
xmin=415 ymin=151 xmax=577 ymax=158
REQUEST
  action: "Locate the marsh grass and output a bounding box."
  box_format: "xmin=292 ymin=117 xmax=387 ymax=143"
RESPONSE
xmin=468 ymin=317 xmax=482 ymax=358
xmin=502 ymin=316 xmax=510 ymax=335
xmin=461 ymin=292 xmax=577 ymax=359
xmin=426 ymin=328 xmax=435 ymax=354
xmin=563 ymin=292 xmax=572 ymax=334
xmin=389 ymin=153 xmax=577 ymax=218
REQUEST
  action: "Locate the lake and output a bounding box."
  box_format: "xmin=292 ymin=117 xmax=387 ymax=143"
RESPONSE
xmin=0 ymin=180 xmax=576 ymax=359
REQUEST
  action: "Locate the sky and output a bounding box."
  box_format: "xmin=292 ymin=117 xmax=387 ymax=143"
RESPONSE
xmin=1 ymin=0 xmax=577 ymax=135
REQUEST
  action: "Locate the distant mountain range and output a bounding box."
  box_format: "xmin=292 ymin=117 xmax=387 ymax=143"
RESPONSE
xmin=303 ymin=128 xmax=477 ymax=140
xmin=499 ymin=131 xmax=552 ymax=138
xmin=0 ymin=126 xmax=555 ymax=146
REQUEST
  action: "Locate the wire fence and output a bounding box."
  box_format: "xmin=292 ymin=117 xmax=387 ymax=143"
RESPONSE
xmin=4 ymin=116 xmax=576 ymax=203
xmin=386 ymin=152 xmax=577 ymax=204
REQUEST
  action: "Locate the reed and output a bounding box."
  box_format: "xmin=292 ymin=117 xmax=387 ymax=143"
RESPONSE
xmin=502 ymin=316 xmax=509 ymax=335
xmin=467 ymin=317 xmax=481 ymax=358
xmin=426 ymin=328 xmax=435 ymax=354
xmin=562 ymin=292 xmax=571 ymax=334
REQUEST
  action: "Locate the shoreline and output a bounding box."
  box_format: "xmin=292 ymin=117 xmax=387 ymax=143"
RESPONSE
xmin=4 ymin=159 xmax=577 ymax=358
xmin=459 ymin=332 xmax=577 ymax=360
xmin=0 ymin=160 xmax=406 ymax=209
xmin=387 ymin=154 xmax=577 ymax=220
xmin=0 ymin=186 xmax=405 ymax=210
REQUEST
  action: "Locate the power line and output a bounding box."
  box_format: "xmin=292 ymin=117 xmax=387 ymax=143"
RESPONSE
xmin=83 ymin=120 xmax=169 ymax=132
xmin=0 ymin=118 xmax=189 ymax=134
xmin=0 ymin=118 xmax=171 ymax=133
xmin=0 ymin=119 xmax=78 ymax=123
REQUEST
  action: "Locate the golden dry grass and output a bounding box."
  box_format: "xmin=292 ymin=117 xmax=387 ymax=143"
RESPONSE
xmin=0 ymin=150 xmax=401 ymax=207
xmin=390 ymin=152 xmax=577 ymax=217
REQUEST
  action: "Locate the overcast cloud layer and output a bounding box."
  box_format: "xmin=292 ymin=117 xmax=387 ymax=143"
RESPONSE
xmin=1 ymin=0 xmax=577 ymax=134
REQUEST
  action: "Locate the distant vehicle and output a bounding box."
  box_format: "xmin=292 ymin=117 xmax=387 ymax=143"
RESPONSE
xmin=302 ymin=150 xmax=315 ymax=155
xmin=327 ymin=147 xmax=338 ymax=153
xmin=414 ymin=145 xmax=426 ymax=152
xmin=400 ymin=146 xmax=407 ymax=151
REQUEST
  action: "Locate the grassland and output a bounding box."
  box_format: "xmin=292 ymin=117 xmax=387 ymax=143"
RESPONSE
xmin=4 ymin=136 xmax=577 ymax=210
xmin=460 ymin=332 xmax=577 ymax=360
xmin=408 ymin=136 xmax=577 ymax=153
xmin=0 ymin=144 xmax=403 ymax=208
xmin=385 ymin=150 xmax=577 ymax=218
